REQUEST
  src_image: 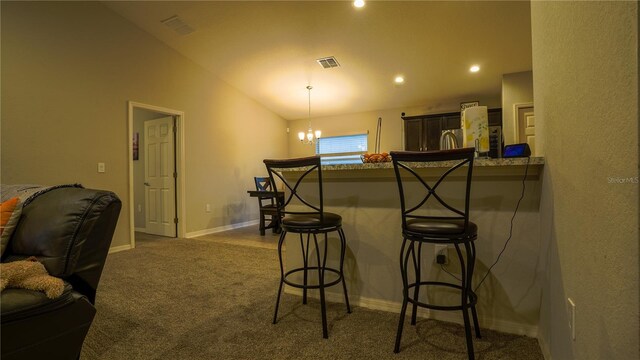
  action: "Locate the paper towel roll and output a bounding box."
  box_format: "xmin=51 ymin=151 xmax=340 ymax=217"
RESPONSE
xmin=462 ymin=106 xmax=489 ymax=152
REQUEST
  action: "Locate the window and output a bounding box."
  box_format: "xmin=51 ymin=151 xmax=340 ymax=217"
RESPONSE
xmin=315 ymin=133 xmax=368 ymax=165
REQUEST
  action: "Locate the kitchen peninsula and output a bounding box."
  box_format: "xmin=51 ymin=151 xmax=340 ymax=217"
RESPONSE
xmin=280 ymin=157 xmax=545 ymax=336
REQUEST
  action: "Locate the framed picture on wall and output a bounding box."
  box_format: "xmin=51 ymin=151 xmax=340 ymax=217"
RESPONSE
xmin=133 ymin=132 xmax=139 ymax=161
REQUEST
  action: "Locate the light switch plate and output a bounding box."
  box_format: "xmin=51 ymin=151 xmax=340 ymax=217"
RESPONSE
xmin=97 ymin=162 xmax=106 ymax=173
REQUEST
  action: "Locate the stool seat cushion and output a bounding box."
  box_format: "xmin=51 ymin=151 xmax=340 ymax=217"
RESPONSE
xmin=405 ymin=218 xmax=477 ymax=237
xmin=282 ymin=212 xmax=342 ymax=229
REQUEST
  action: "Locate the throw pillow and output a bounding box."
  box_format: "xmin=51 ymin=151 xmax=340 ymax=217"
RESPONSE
xmin=1 ymin=197 xmax=22 ymax=257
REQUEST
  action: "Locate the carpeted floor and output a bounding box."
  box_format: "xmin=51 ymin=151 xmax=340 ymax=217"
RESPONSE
xmin=81 ymin=226 xmax=544 ymax=360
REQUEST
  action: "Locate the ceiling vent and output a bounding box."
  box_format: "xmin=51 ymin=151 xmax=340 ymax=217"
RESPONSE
xmin=161 ymin=15 xmax=195 ymax=36
xmin=316 ymin=56 xmax=340 ymax=69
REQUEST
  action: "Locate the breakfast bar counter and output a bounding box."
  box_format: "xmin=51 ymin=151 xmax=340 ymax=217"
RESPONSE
xmin=282 ymin=157 xmax=544 ymax=178
xmin=280 ymin=157 xmax=545 ymax=336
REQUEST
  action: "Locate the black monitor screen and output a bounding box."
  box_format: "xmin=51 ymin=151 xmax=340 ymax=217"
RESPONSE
xmin=504 ymin=144 xmax=529 ymax=157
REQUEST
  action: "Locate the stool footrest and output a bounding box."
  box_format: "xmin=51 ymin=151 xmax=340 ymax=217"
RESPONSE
xmin=405 ymin=281 xmax=478 ymax=311
xmin=283 ymin=267 xmax=343 ymax=289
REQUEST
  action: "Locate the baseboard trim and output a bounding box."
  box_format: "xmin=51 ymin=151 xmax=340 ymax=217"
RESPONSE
xmin=283 ymin=288 xmax=538 ymax=337
xmin=109 ymin=244 xmax=132 ymax=254
xmin=134 ymin=227 xmax=147 ymax=233
xmin=185 ymin=220 xmax=260 ymax=238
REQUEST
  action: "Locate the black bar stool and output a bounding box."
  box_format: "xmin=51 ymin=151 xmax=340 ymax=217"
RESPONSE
xmin=264 ymin=156 xmax=351 ymax=339
xmin=390 ymin=148 xmax=481 ymax=360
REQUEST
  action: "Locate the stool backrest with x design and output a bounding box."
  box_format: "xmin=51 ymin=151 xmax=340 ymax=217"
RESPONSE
xmin=391 ymin=148 xmax=475 ymax=239
xmin=263 ymin=156 xmax=325 ymax=224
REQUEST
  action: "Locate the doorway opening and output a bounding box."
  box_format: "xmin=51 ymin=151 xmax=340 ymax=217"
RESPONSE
xmin=128 ymin=101 xmax=186 ymax=249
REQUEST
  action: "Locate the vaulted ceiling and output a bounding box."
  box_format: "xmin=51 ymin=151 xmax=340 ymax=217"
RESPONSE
xmin=104 ymin=1 xmax=532 ymax=120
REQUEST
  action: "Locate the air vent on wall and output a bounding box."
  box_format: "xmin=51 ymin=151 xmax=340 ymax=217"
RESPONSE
xmin=316 ymin=56 xmax=340 ymax=69
xmin=161 ymin=15 xmax=195 ymax=36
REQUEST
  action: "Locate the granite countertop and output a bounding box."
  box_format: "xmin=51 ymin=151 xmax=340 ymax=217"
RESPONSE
xmin=335 ymin=156 xmax=543 ymax=170
xmin=281 ymin=157 xmax=544 ymax=178
xmin=280 ymin=157 xmax=544 ymax=172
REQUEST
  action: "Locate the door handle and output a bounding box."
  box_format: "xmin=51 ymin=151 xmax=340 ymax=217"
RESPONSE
xmin=144 ymin=182 xmax=150 ymax=186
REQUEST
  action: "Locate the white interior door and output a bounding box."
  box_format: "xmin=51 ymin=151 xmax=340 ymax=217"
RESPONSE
xmin=517 ymin=105 xmax=535 ymax=155
xmin=144 ymin=116 xmax=176 ymax=237
xmin=524 ymin=112 xmax=536 ymax=155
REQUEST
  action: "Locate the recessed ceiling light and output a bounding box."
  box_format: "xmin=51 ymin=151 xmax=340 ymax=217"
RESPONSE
xmin=353 ymin=0 xmax=365 ymax=8
xmin=394 ymin=76 xmax=405 ymax=84
xmin=470 ymin=65 xmax=480 ymax=73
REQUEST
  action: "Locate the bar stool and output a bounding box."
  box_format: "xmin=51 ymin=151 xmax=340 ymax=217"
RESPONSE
xmin=390 ymin=148 xmax=481 ymax=360
xmin=263 ymin=156 xmax=351 ymax=339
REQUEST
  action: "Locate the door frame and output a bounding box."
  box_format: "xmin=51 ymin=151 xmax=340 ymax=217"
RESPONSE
xmin=127 ymin=101 xmax=186 ymax=248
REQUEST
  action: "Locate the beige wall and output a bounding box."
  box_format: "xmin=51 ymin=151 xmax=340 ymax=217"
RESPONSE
xmin=288 ymin=108 xmax=404 ymax=159
xmin=502 ymin=71 xmax=534 ymax=147
xmin=288 ymin=96 xmax=501 ymax=158
xmin=532 ymin=2 xmax=638 ymax=359
xmin=0 ymin=2 xmax=288 ymax=247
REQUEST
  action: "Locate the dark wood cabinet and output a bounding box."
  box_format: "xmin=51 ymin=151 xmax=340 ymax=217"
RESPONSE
xmin=402 ymin=111 xmax=460 ymax=151
xmin=403 ymin=119 xmax=423 ymax=151
xmin=442 ymin=114 xmax=462 ymax=130
xmin=403 ymin=108 xmax=502 ymax=151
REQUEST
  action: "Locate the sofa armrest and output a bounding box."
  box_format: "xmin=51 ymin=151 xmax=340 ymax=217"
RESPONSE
xmin=1 ymin=285 xmax=96 ymax=360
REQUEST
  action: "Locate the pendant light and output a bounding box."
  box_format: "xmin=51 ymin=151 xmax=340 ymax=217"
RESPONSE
xmin=298 ymin=86 xmax=321 ymax=144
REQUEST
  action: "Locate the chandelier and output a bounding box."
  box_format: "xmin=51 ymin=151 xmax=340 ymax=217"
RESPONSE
xmin=298 ymin=85 xmax=321 ymax=144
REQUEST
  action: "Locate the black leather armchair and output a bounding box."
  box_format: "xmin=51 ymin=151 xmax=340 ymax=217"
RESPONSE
xmin=1 ymin=186 xmax=121 ymax=360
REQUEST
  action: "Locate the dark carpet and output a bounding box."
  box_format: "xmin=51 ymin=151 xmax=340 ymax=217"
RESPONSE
xmin=81 ymin=228 xmax=543 ymax=360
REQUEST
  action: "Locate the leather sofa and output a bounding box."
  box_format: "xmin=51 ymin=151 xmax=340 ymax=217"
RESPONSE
xmin=1 ymin=186 xmax=121 ymax=360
